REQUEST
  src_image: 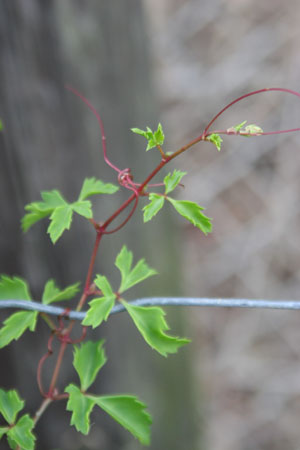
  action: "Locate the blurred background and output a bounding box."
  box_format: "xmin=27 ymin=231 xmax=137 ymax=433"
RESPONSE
xmin=0 ymin=0 xmax=300 ymax=449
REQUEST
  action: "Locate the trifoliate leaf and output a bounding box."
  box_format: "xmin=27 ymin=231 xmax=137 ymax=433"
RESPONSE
xmin=123 ymin=302 xmax=190 ymax=356
xmin=0 ymin=311 xmax=38 ymax=349
xmin=0 ymin=389 xmax=24 ymax=424
xmin=0 ymin=276 xmax=31 ymax=301
xmin=167 ymin=198 xmax=212 ymax=235
xmin=143 ymin=194 xmax=165 ymax=222
xmin=93 ymin=395 xmax=152 ymax=446
xmin=73 ymin=340 xmax=107 ymax=391
xmin=21 ymin=190 xmax=67 ymax=232
xmin=82 ymin=275 xmax=116 ymax=328
xmin=71 ymin=201 xmax=92 ymax=219
xmin=65 ymin=384 xmax=95 ymax=435
xmin=78 ymin=177 xmax=119 ymax=201
xmin=164 ymin=170 xmax=186 ymax=195
xmin=48 ymin=205 xmax=73 ymax=243
xmin=115 ymin=246 xmax=157 ymax=293
xmin=206 ymin=133 xmax=223 ymax=151
xmin=131 ymin=123 xmax=165 ymax=151
xmin=7 ymin=414 xmax=35 ymax=450
xmin=42 ymin=279 xmax=80 ymax=305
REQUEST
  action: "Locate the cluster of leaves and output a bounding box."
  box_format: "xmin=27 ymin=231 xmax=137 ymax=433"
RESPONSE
xmin=22 ymin=178 xmax=119 ymax=243
xmin=0 ymin=121 xmax=214 ymax=448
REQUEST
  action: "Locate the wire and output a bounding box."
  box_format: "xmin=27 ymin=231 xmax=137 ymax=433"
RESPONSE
xmin=1 ymin=298 xmax=300 ymax=321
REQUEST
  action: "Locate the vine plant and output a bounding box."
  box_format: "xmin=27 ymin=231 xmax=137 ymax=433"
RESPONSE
xmin=0 ymin=87 xmax=300 ymax=449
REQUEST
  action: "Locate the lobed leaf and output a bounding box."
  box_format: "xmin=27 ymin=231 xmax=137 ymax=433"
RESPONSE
xmin=0 ymin=426 xmax=8 ymax=440
xmin=167 ymin=198 xmax=212 ymax=235
xmin=0 ymin=311 xmax=38 ymax=349
xmin=73 ymin=340 xmax=107 ymax=391
xmin=78 ymin=177 xmax=119 ymax=201
xmin=206 ymin=133 xmax=223 ymax=151
xmin=42 ymin=279 xmax=80 ymax=305
xmin=92 ymin=395 xmax=152 ymax=446
xmin=115 ymin=246 xmax=157 ymax=293
xmin=143 ymin=194 xmax=165 ymax=223
xmin=123 ymin=302 xmax=190 ymax=356
xmin=65 ymin=384 xmax=95 ymax=435
xmin=7 ymin=414 xmax=36 ymax=450
xmin=0 ymin=389 xmax=24 ymax=424
xmin=71 ymin=200 xmax=93 ymax=219
xmin=47 ymin=205 xmax=73 ymax=244
xmin=164 ymin=170 xmax=186 ymax=195
xmin=21 ymin=190 xmax=67 ymax=232
xmin=0 ymin=276 xmax=31 ymax=301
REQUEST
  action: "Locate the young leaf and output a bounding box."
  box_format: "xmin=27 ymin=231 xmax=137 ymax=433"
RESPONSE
xmin=93 ymin=395 xmax=152 ymax=446
xmin=143 ymin=194 xmax=165 ymax=223
xmin=42 ymin=279 xmax=80 ymax=305
xmin=164 ymin=170 xmax=186 ymax=195
xmin=78 ymin=177 xmax=119 ymax=201
xmin=115 ymin=246 xmax=157 ymax=293
xmin=123 ymin=301 xmax=190 ymax=356
xmin=234 ymin=120 xmax=247 ymax=132
xmin=65 ymin=384 xmax=95 ymax=435
xmin=21 ymin=190 xmax=67 ymax=232
xmin=131 ymin=123 xmax=164 ymax=151
xmin=71 ymin=200 xmax=93 ymax=219
xmin=0 ymin=311 xmax=38 ymax=349
xmin=7 ymin=414 xmax=35 ymax=450
xmin=0 ymin=276 xmax=31 ymax=301
xmin=241 ymin=124 xmax=263 ymax=135
xmin=82 ymin=275 xmax=116 ymax=328
xmin=167 ymin=198 xmax=212 ymax=235
xmin=0 ymin=389 xmax=24 ymax=424
xmin=73 ymin=340 xmax=107 ymax=391
xmin=206 ymin=133 xmax=223 ymax=151
xmin=48 ymin=205 xmax=73 ymax=244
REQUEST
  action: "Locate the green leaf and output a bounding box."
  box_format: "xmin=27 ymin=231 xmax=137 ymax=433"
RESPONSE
xmin=82 ymin=296 xmax=115 ymax=328
xmin=71 ymin=201 xmax=93 ymax=219
xmin=115 ymin=246 xmax=157 ymax=294
xmin=0 ymin=311 xmax=38 ymax=349
xmin=48 ymin=205 xmax=73 ymax=243
xmin=21 ymin=190 xmax=67 ymax=232
xmin=0 ymin=276 xmax=31 ymax=301
xmin=93 ymin=395 xmax=152 ymax=446
xmin=42 ymin=279 xmax=80 ymax=305
xmin=206 ymin=133 xmax=223 ymax=151
xmin=143 ymin=194 xmax=165 ymax=223
xmin=7 ymin=414 xmax=35 ymax=450
xmin=78 ymin=177 xmax=119 ymax=201
xmin=82 ymin=275 xmax=116 ymax=328
xmin=0 ymin=389 xmax=24 ymax=424
xmin=241 ymin=123 xmax=263 ymax=135
xmin=0 ymin=426 xmax=8 ymax=439
xmin=131 ymin=123 xmax=164 ymax=151
xmin=73 ymin=340 xmax=107 ymax=391
xmin=167 ymin=198 xmax=212 ymax=235
xmin=123 ymin=302 xmax=190 ymax=356
xmin=65 ymin=384 xmax=95 ymax=435
xmin=164 ymin=170 xmax=186 ymax=195
xmin=234 ymin=120 xmax=247 ymax=132
xmin=0 ymin=119 xmax=3 ymax=132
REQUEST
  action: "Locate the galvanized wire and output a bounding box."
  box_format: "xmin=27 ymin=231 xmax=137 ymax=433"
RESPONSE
xmin=1 ymin=298 xmax=300 ymax=321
